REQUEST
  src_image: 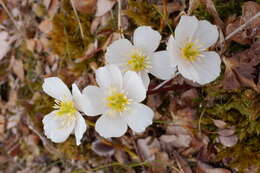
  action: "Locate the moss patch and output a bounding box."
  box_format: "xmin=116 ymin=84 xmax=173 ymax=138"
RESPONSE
xmin=50 ymin=0 xmax=93 ymax=59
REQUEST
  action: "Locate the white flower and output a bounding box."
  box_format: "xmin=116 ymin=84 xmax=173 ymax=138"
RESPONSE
xmin=0 ymin=31 xmax=11 ymax=61
xmin=42 ymin=77 xmax=88 ymax=145
xmin=83 ymin=65 xmax=154 ymax=138
xmin=105 ymin=26 xmax=177 ymax=89
xmin=167 ymin=16 xmax=221 ymax=85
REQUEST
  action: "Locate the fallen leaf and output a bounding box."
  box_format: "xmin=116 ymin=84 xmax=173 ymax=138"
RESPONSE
xmin=95 ymin=0 xmax=116 ymax=17
xmin=226 ymin=1 xmax=260 ymax=44
xmin=91 ymin=139 xmax=115 ymax=157
xmin=223 ymin=41 xmax=260 ymax=92
xmin=0 ymin=31 xmax=11 ymax=61
xmin=197 ymin=161 xmax=231 ymax=173
xmin=39 ymin=19 xmax=53 ymax=34
xmin=160 ymin=134 xmax=192 ymax=148
xmin=217 ymin=128 xmax=235 ymax=137
xmin=212 ymin=119 xmax=227 ymax=129
xmin=218 ymin=135 xmax=238 ymax=147
xmin=12 ymin=59 xmax=24 ymax=81
xmin=137 ymin=137 xmax=160 ymax=161
xmin=7 ymin=114 xmax=21 ymax=129
xmin=74 ymin=0 xmax=97 ymax=14
xmin=0 ymin=115 xmax=5 ymax=135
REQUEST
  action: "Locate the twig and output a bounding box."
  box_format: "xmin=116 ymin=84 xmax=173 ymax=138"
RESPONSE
xmin=117 ymin=0 xmax=123 ymax=38
xmin=151 ymin=78 xmax=173 ymax=91
xmin=70 ymin=0 xmax=84 ymax=39
xmin=0 ymin=0 xmax=20 ymax=32
xmin=198 ymin=109 xmax=206 ymax=134
xmin=224 ymin=12 xmax=260 ymax=41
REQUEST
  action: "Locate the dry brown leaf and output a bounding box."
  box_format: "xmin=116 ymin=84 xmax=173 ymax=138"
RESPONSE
xmin=95 ymin=0 xmax=116 ymax=17
xmin=212 ymin=119 xmax=227 ymax=129
xmin=223 ymin=41 xmax=260 ymax=92
xmin=226 ymin=1 xmax=260 ymax=44
xmin=0 ymin=115 xmax=5 ymax=135
xmin=39 ymin=19 xmax=53 ymax=34
xmin=0 ymin=31 xmax=11 ymax=61
xmin=137 ymin=137 xmax=160 ymax=161
xmin=12 ymin=59 xmax=24 ymax=81
xmin=197 ymin=161 xmax=231 ymax=173
xmin=74 ymin=0 xmax=97 ymax=14
xmin=218 ymin=135 xmax=238 ymax=147
xmin=47 ymin=0 xmax=60 ymax=17
xmin=160 ymin=134 xmax=192 ymax=148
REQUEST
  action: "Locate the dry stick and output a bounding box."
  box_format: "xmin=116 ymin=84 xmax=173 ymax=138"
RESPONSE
xmin=70 ymin=0 xmax=84 ymax=39
xmin=117 ymin=0 xmax=123 ymax=38
xmin=0 ymin=0 xmax=20 ymax=32
xmin=224 ymin=11 xmax=260 ymax=42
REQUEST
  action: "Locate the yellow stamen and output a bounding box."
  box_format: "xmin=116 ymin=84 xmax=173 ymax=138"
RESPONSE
xmin=54 ymin=100 xmax=77 ymax=116
xmin=127 ymin=50 xmax=149 ymax=71
xmin=106 ymin=91 xmax=129 ymax=112
xmin=181 ymin=42 xmax=201 ymax=62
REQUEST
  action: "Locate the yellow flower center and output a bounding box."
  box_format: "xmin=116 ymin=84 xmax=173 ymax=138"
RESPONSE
xmin=127 ymin=51 xmax=149 ymax=72
xmin=106 ymin=91 xmax=129 ymax=112
xmin=181 ymin=42 xmax=201 ymax=62
xmin=54 ymin=100 xmax=77 ymax=116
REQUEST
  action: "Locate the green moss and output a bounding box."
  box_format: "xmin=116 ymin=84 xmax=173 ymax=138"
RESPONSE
xmin=126 ymin=0 xmax=161 ymax=29
xmin=192 ymin=5 xmax=214 ymax=21
xmin=201 ymin=87 xmax=260 ymax=172
xmin=214 ymin=0 xmax=247 ymax=19
xmin=50 ymin=0 xmax=93 ymax=59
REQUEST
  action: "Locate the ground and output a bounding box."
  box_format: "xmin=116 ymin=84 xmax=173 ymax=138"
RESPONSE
xmin=0 ymin=0 xmax=259 ymax=172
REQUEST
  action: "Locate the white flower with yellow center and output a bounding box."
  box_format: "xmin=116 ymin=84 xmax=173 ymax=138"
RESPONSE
xmin=83 ymin=65 xmax=154 ymax=138
xmin=42 ymin=77 xmax=88 ymax=145
xmin=106 ymin=26 xmax=177 ymax=89
xmin=167 ymin=16 xmax=221 ymax=85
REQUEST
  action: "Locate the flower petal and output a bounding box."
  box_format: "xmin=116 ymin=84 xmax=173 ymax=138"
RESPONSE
xmin=124 ymin=103 xmax=154 ymax=133
xmin=140 ymin=71 xmax=150 ymax=89
xmin=42 ymin=111 xmax=76 ymax=143
xmin=123 ymin=71 xmax=146 ymax=102
xmin=72 ymin=83 xmax=90 ymax=114
xmin=175 ymin=16 xmax=198 ymax=44
xmin=105 ymin=38 xmax=134 ymax=65
xmin=178 ymin=51 xmax=221 ymax=85
xmin=96 ymin=64 xmax=123 ymax=89
xmin=133 ymin=26 xmax=161 ymax=53
xmin=150 ymin=51 xmax=177 ymax=80
xmin=95 ymin=114 xmax=127 ymax=138
xmin=74 ymin=112 xmax=87 ymax=145
xmin=193 ymin=20 xmax=219 ymax=49
xmin=42 ymin=77 xmax=72 ymax=101
xmin=82 ymin=85 xmax=106 ymax=116
xmin=167 ymin=36 xmax=183 ymax=65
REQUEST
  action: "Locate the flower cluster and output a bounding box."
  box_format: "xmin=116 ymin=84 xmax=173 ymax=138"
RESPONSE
xmin=42 ymin=16 xmax=221 ymax=145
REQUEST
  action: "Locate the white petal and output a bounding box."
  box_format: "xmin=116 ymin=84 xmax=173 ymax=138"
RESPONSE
xmin=74 ymin=112 xmax=87 ymax=145
xmin=178 ymin=51 xmax=221 ymax=85
xmin=95 ymin=114 xmax=127 ymax=138
xmin=82 ymin=85 xmax=106 ymax=116
xmin=193 ymin=20 xmax=219 ymax=49
xmin=105 ymin=39 xmax=134 ymax=65
xmin=96 ymin=64 xmax=123 ymax=89
xmin=124 ymin=103 xmax=154 ymax=133
xmin=42 ymin=77 xmax=72 ymax=101
xmin=72 ymin=83 xmax=90 ymax=114
xmin=140 ymin=71 xmax=150 ymax=89
xmin=167 ymin=36 xmax=183 ymax=65
xmin=150 ymin=51 xmax=177 ymax=80
xmin=175 ymin=16 xmax=198 ymax=44
xmin=123 ymin=71 xmax=146 ymax=102
xmin=133 ymin=26 xmax=161 ymax=53
xmin=42 ymin=111 xmax=76 ymax=143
